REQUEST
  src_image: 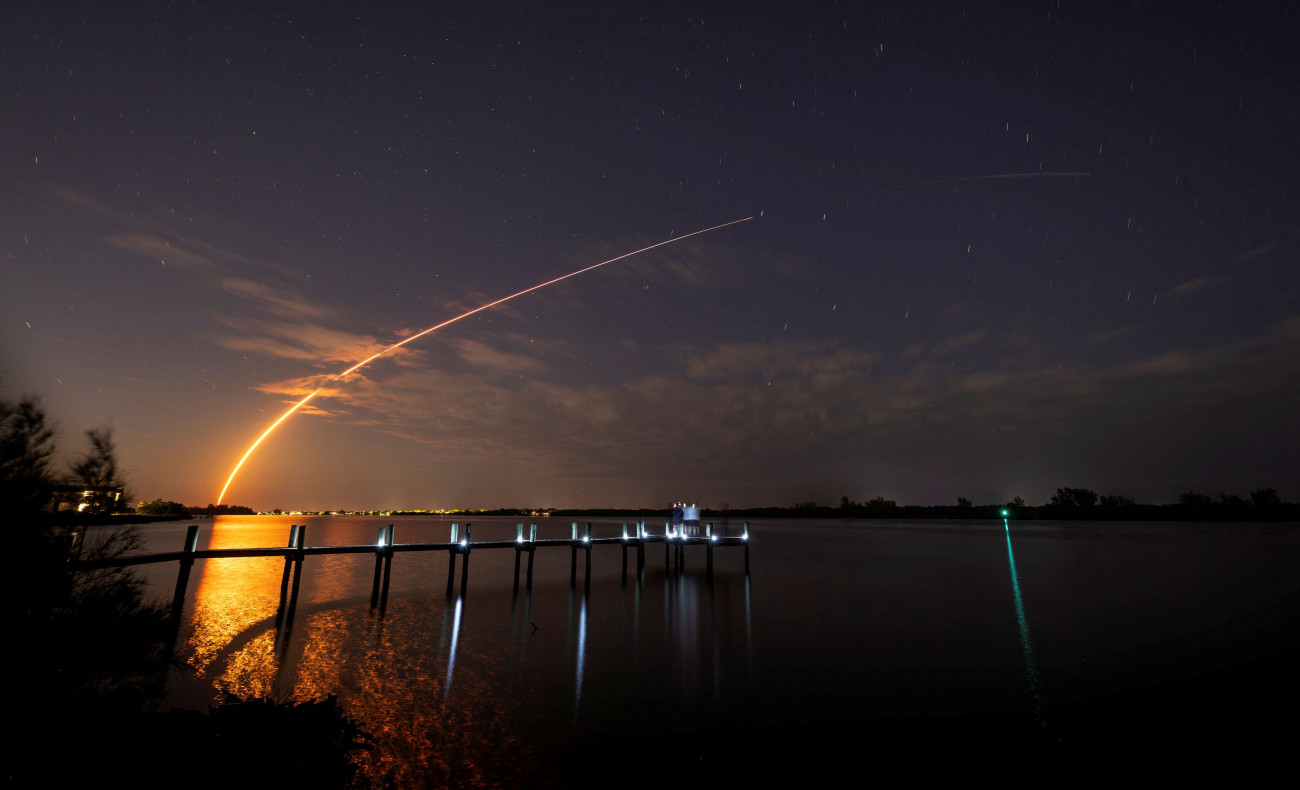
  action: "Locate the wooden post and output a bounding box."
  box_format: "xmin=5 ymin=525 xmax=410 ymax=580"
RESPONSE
xmin=279 ymin=525 xmax=300 ymax=605
xmin=570 ymin=522 xmax=578 ymax=585
xmin=707 ymin=531 xmax=714 ymax=581
xmin=379 ymin=524 xmax=395 ymax=606
xmin=584 ymin=522 xmax=592 ymax=581
xmin=171 ymin=524 xmax=200 ymax=622
xmin=459 ymin=523 xmax=471 ymax=597
xmin=664 ymin=523 xmax=670 ymax=571
xmin=370 ymin=525 xmax=387 ymax=608
xmin=743 ymin=522 xmax=750 ymax=574
xmin=447 ymin=523 xmax=458 ymax=598
xmin=513 ymin=523 xmax=523 ymax=595
xmin=637 ymin=522 xmax=645 ymax=574
xmin=283 ymin=523 xmax=306 ymax=638
xmin=526 ymin=524 xmax=537 ymax=590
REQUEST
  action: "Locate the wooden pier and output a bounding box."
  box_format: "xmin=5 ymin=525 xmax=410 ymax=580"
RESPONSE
xmin=74 ymin=521 xmax=752 ymax=625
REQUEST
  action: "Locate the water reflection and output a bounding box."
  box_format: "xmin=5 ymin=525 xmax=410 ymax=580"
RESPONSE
xmin=1003 ymin=518 xmax=1043 ymax=725
xmin=165 ymin=517 xmax=760 ymax=786
xmin=186 ymin=529 xmax=286 ymax=675
xmin=572 ymin=588 xmax=588 ymax=721
xmin=443 ymin=595 xmax=464 ymax=704
xmin=132 ymin=516 xmax=1299 ymax=785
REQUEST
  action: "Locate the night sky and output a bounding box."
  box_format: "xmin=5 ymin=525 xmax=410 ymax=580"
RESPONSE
xmin=4 ymin=0 xmax=1297 ymax=511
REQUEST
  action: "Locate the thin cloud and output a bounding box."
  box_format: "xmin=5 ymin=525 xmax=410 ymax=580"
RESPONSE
xmin=931 ymin=329 xmax=988 ymax=355
xmin=217 ymin=278 xmax=333 ymax=319
xmin=450 ymin=338 xmax=548 ymax=373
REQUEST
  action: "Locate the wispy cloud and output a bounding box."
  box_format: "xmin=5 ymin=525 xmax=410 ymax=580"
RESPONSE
xmin=211 ymin=315 xmax=419 ymax=368
xmin=1170 ymin=275 xmax=1214 ymax=295
xmin=216 ymin=278 xmax=334 ymax=320
xmin=931 ymin=329 xmax=988 ymax=355
xmin=450 ymin=338 xmax=547 ymax=374
xmin=239 ymin=313 xmax=1300 ymax=504
xmin=104 ymin=234 xmax=218 ymax=272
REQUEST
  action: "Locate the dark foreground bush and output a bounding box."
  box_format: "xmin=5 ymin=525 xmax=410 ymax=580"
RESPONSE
xmin=11 ymin=694 xmax=371 ymax=789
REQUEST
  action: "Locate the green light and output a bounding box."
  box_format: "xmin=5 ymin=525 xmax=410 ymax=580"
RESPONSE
xmin=1001 ymin=509 xmax=1009 ymax=517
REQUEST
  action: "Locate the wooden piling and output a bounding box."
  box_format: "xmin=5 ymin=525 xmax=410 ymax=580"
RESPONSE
xmin=584 ymin=522 xmax=592 ymax=581
xmin=706 ymin=524 xmax=714 ymax=581
xmin=279 ymin=525 xmax=299 ymax=601
xmin=171 ymin=524 xmax=200 ymax=622
xmin=513 ymin=523 xmax=523 ymax=595
xmin=621 ymin=523 xmax=629 ymax=579
xmin=370 ymin=525 xmax=387 ymax=608
xmin=282 ymin=524 xmax=306 ymax=638
xmin=379 ymin=524 xmax=395 ymax=607
xmin=744 ymin=522 xmax=751 ymax=574
xmin=637 ymin=522 xmax=645 ymax=574
xmin=664 ymin=525 xmax=670 ymax=571
xmin=446 ymin=522 xmax=458 ymax=598
xmin=459 ymin=523 xmax=471 ymax=597
xmin=526 ymin=523 xmax=537 ymax=590
xmin=570 ymin=522 xmax=578 ymax=585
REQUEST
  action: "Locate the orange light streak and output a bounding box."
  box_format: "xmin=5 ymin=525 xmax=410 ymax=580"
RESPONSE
xmin=216 ymin=216 xmax=753 ymax=504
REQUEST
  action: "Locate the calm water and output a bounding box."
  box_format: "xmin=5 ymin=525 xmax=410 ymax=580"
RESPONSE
xmin=123 ymin=516 xmax=1297 ymax=786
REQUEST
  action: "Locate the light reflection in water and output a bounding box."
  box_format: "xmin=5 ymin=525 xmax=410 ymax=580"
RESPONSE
xmin=186 ymin=528 xmax=285 ymax=674
xmin=137 ymin=516 xmax=1297 ymax=786
xmin=443 ymin=595 xmax=464 ymax=703
xmin=162 ymin=517 xmax=758 ymax=787
xmin=574 ymin=591 xmax=588 ymax=721
xmin=1004 ymin=518 xmax=1044 ymax=725
xmin=215 ymin=630 xmax=279 ymax=699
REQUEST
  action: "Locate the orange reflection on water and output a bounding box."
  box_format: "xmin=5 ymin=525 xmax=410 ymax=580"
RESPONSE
xmin=185 ymin=524 xmax=286 ymax=675
xmin=214 ymin=630 xmax=280 ymax=700
xmin=292 ymin=602 xmax=548 ymax=789
xmin=177 ymin=516 xmax=551 ymax=787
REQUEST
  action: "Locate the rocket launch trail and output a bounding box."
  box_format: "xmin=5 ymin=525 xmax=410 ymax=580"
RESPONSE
xmin=216 ymin=216 xmax=753 ymax=504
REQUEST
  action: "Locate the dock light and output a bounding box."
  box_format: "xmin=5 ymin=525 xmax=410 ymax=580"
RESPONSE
xmin=516 ymin=536 xmax=524 ymax=544
xmin=711 ymin=535 xmax=718 ymax=543
xmin=741 ymin=531 xmax=749 ymax=541
xmin=378 ymin=536 xmax=386 ymax=547
xmin=459 ymin=539 xmax=467 ymax=548
xmin=582 ymin=535 xmax=590 ymax=544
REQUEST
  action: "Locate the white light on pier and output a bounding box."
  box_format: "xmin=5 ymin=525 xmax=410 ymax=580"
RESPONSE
xmin=459 ymin=539 xmax=467 ymax=548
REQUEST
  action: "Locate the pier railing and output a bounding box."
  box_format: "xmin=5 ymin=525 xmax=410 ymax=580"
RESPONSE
xmin=73 ymin=520 xmax=752 ymax=622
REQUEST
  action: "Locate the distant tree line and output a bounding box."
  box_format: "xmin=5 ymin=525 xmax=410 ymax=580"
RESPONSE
xmin=187 ymin=502 xmax=257 ymax=516
xmin=742 ymin=487 xmax=1298 ymax=521
xmin=374 ymin=491 xmax=1298 ymax=523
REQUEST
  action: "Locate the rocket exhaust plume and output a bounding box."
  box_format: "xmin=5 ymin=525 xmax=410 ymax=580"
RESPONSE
xmin=216 ymin=216 xmax=753 ymax=504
